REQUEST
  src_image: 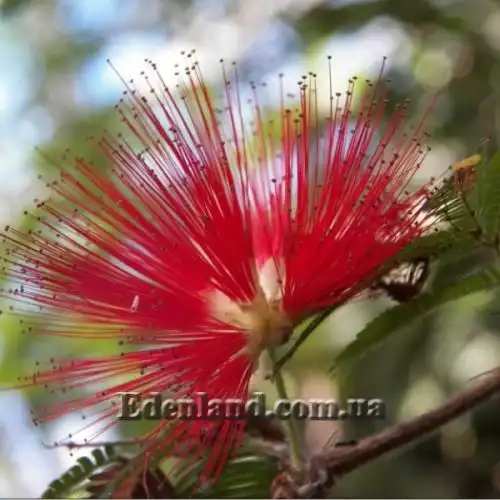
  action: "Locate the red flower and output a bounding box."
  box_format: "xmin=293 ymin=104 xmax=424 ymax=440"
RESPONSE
xmin=3 ymin=56 xmax=439 ymax=484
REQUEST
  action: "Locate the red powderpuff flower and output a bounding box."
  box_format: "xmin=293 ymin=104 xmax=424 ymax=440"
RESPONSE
xmin=3 ymin=55 xmax=441 ymax=483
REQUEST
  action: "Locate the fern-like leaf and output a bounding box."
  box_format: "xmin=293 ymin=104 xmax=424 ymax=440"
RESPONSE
xmin=331 ymin=266 xmax=500 ymax=374
xmin=396 ymin=228 xmax=476 ymax=264
xmin=175 ymin=449 xmax=279 ymax=499
xmin=41 ymin=445 xmax=120 ymax=499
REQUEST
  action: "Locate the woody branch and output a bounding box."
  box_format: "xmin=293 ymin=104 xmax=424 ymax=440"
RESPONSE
xmin=300 ymin=369 xmax=500 ymax=497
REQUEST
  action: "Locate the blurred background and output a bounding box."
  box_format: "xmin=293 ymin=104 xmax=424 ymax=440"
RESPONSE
xmin=1 ymin=0 xmax=500 ymax=497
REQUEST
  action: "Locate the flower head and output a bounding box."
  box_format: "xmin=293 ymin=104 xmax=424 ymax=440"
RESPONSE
xmin=3 ymin=54 xmax=441 ymax=483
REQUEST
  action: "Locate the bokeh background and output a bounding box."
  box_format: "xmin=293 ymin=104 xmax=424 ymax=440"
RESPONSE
xmin=1 ymin=0 xmax=500 ymax=497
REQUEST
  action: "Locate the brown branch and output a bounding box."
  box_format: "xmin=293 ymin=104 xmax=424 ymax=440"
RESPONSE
xmin=271 ymin=369 xmax=500 ymax=498
xmin=270 ymin=369 xmax=500 ymax=498
xmin=325 ymin=368 xmax=500 ymax=476
xmin=246 ymin=414 xmax=287 ymax=442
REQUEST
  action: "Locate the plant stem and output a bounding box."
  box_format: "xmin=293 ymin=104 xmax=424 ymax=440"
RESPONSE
xmin=273 ymin=306 xmax=337 ymax=376
xmin=268 ymin=347 xmax=303 ymax=469
xmin=292 ymin=369 xmax=500 ymax=499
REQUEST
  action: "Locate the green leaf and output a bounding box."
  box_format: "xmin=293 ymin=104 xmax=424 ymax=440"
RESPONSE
xmin=472 ymin=152 xmax=500 ymax=239
xmin=41 ymin=445 xmax=118 ymax=499
xmin=175 ymin=449 xmax=279 ymax=499
xmin=331 ymin=266 xmax=500 ymax=374
xmin=396 ymin=228 xmax=475 ymax=263
xmin=422 ymin=153 xmax=488 ymax=239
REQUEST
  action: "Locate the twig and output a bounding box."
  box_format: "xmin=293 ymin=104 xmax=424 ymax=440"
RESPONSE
xmin=324 ymin=368 xmax=500 ymax=476
xmin=246 ymin=414 xmax=287 ymax=442
xmin=268 ymin=346 xmax=304 ymax=468
xmin=272 ymin=369 xmax=500 ymax=498
xmin=41 ymin=439 xmax=145 ymax=450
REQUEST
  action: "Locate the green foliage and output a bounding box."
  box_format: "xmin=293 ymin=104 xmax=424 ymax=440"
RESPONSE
xmin=396 ymin=154 xmax=495 ymax=267
xmin=396 ymin=228 xmax=476 ymax=264
xmin=175 ymin=451 xmax=279 ymax=499
xmin=0 ymin=0 xmax=33 ymax=16
xmin=422 ymin=157 xmax=485 ymax=232
xmin=41 ymin=446 xmax=119 ymax=499
xmin=424 ymin=176 xmax=468 ymax=222
xmin=51 ymin=446 xmax=280 ymax=499
xmin=471 ymin=152 xmax=500 ymax=240
xmin=331 ymin=266 xmax=500 ymax=374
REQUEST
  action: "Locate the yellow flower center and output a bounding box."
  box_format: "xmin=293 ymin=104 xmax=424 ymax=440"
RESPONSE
xmin=207 ymin=259 xmax=292 ymax=364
